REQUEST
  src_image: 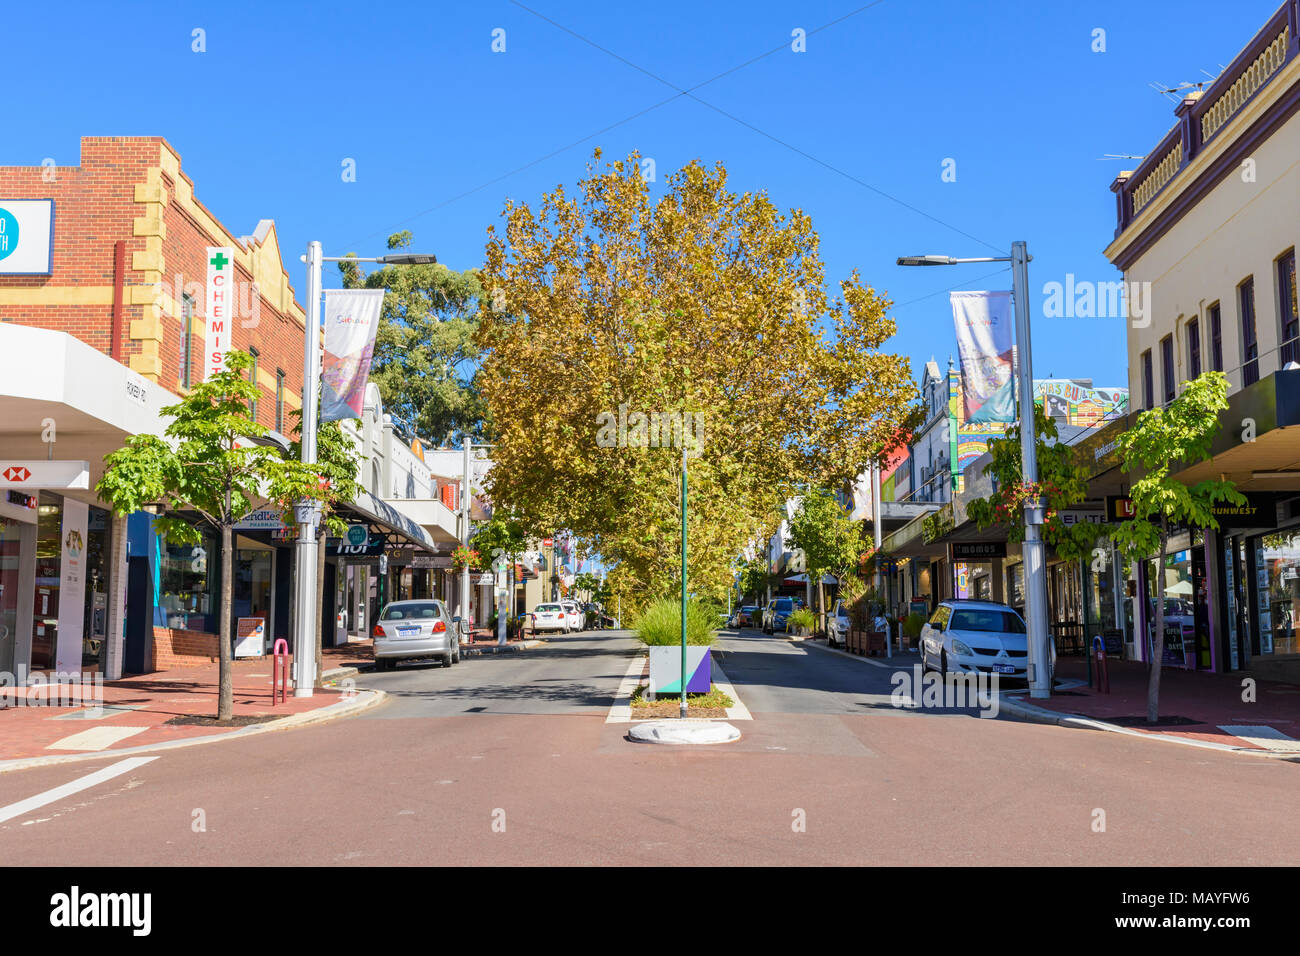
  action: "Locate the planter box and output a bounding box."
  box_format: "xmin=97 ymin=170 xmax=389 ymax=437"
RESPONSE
xmin=648 ymin=645 xmax=712 ymax=694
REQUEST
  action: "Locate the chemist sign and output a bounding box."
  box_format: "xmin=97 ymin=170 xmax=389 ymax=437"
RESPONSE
xmin=205 ymin=246 xmax=236 ymax=379
xmin=0 ymin=200 xmax=55 ymax=275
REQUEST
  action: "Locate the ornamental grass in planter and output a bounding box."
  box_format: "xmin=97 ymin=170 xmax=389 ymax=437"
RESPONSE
xmin=635 ymin=597 xmax=718 ymax=695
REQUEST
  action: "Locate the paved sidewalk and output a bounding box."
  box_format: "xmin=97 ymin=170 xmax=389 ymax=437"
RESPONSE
xmin=0 ymin=655 xmax=353 ymax=762
xmin=1003 ymin=657 xmax=1300 ymax=754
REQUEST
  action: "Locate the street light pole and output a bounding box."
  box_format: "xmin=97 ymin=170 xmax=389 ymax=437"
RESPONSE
xmin=294 ymin=245 xmax=437 ymax=698
xmin=460 ymin=436 xmax=471 ymax=643
xmin=896 ymin=242 xmax=1051 ymax=698
xmin=680 ymin=442 xmax=688 ymax=719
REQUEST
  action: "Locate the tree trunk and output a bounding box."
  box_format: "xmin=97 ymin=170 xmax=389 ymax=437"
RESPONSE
xmin=314 ymin=522 xmax=326 ymax=688
xmin=218 ymin=521 xmax=234 ymax=721
xmin=1147 ymin=523 xmax=1168 ymax=724
xmin=817 ymin=576 xmax=826 ymax=636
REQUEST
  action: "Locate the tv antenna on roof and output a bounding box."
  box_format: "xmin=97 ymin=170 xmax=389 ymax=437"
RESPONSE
xmin=1097 ymin=153 xmax=1145 ymax=161
xmin=1149 ymin=68 xmax=1224 ymax=103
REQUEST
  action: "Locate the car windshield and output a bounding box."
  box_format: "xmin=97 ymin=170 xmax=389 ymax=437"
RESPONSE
xmin=949 ymin=609 xmax=1026 ymax=634
xmin=537 ymin=604 xmax=562 ymax=612
xmin=742 ymin=606 xmax=757 ymax=612
xmin=774 ymin=599 xmax=793 ymax=611
xmin=383 ymin=603 xmax=442 ymax=620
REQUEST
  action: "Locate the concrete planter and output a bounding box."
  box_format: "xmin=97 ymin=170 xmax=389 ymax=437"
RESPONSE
xmin=648 ymin=645 xmax=712 ymax=694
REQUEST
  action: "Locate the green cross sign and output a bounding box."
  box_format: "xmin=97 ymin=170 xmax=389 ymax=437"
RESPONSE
xmin=210 ymin=251 xmax=229 ymax=270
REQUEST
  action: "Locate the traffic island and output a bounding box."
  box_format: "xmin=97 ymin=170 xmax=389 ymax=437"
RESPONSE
xmin=628 ymin=719 xmax=741 ymax=745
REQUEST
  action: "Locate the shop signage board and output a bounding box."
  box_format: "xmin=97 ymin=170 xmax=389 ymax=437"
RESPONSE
xmin=329 ymin=535 xmax=384 ymax=557
xmin=949 ymin=541 xmax=1007 ymax=560
xmin=204 ymin=246 xmax=235 ymax=379
xmin=235 ymin=617 xmax=265 ymax=658
xmin=125 ymin=369 xmax=149 ymax=407
xmin=0 ymin=199 xmax=54 ymax=275
xmin=0 ymin=460 xmax=89 ymax=489
xmin=411 ymin=555 xmax=453 ymax=569
xmin=475 ymin=572 xmax=495 ymax=585
xmin=1106 ymin=495 xmax=1135 ymax=521
xmin=234 ymin=509 xmax=290 ymax=531
xmin=345 ymin=524 xmax=369 ymax=546
xmin=55 ymin=499 xmax=89 ymax=672
xmin=1058 ymin=510 xmax=1105 ymax=526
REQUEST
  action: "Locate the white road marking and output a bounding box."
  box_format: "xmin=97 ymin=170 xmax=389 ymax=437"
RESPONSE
xmin=1218 ymin=725 xmax=1300 ymax=752
xmin=711 ymin=659 xmax=752 ymax=721
xmin=605 ymin=654 xmax=646 ymax=723
xmin=0 ymin=756 xmax=159 ymax=824
xmin=46 ymin=726 xmax=150 ymax=751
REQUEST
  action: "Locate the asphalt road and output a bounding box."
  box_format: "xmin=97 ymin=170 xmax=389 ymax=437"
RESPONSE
xmin=1 ymin=627 xmax=1297 ymax=866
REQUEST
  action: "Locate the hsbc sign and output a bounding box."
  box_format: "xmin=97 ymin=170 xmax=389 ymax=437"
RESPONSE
xmin=0 ymin=460 xmax=90 ymax=489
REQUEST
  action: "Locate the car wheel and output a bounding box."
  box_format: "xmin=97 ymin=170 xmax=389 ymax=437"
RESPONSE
xmin=443 ymin=649 xmax=454 ymax=667
xmin=453 ymin=646 xmax=460 ymax=664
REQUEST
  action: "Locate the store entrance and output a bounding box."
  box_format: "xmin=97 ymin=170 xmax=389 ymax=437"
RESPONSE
xmin=233 ymin=548 xmax=273 ymax=652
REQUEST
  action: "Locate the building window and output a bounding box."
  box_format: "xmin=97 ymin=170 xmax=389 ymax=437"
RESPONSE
xmin=1209 ymin=302 xmax=1223 ymax=372
xmin=1239 ymin=278 xmax=1259 ymax=387
xmin=1160 ymin=335 xmax=1175 ymax=403
xmin=1141 ymin=349 xmax=1154 ymax=410
xmin=1279 ymin=250 xmax=1298 ymax=366
xmin=180 ymin=293 xmax=195 ymax=389
xmin=1186 ymin=318 xmax=1201 ymax=380
xmin=248 ymin=347 xmax=260 ymax=421
xmin=275 ymin=370 xmax=285 ymax=433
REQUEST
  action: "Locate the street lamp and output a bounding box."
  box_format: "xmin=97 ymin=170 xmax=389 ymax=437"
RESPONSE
xmin=294 ymin=243 xmax=437 ymax=697
xmin=896 ymin=241 xmax=1051 ymax=699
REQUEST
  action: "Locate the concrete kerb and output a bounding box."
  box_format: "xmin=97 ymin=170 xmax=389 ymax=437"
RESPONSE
xmin=0 ymin=689 xmax=389 ymax=775
xmin=996 ymin=694 xmax=1300 ymax=762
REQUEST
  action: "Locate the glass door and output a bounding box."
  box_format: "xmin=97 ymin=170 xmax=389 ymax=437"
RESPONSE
xmin=0 ymin=518 xmax=22 ymax=675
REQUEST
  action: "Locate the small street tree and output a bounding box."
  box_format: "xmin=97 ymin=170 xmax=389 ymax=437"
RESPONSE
xmin=787 ymin=488 xmax=860 ymax=633
xmin=1111 ymin=371 xmax=1244 ymax=723
xmin=470 ymin=509 xmax=532 ymax=622
xmin=97 ymin=351 xmax=332 ymax=720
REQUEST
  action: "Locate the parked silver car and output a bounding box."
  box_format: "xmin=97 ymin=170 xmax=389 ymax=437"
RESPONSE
xmin=372 ymin=599 xmax=459 ymax=670
xmin=919 ymin=600 xmax=1028 ymax=679
xmin=827 ymin=600 xmax=852 ymax=647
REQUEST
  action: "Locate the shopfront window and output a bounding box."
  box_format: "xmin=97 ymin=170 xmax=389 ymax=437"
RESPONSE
xmin=158 ymin=532 xmax=216 ymax=633
xmin=1009 ymin=563 xmax=1024 ymax=610
xmin=0 ymin=517 xmax=24 ymax=675
xmin=31 ymin=496 xmax=63 ymax=670
xmin=1257 ymin=531 xmax=1300 ymax=655
xmin=1144 ymin=549 xmax=1204 ymax=666
xmin=83 ymin=507 xmax=111 ymax=668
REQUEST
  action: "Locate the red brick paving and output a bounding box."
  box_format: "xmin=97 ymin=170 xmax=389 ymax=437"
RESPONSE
xmin=0 ymin=654 xmax=347 ymax=762
xmin=1018 ymin=657 xmax=1300 ymax=748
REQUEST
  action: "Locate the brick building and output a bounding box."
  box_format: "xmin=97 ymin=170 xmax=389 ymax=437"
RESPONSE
xmin=0 ymin=137 xmax=308 ymax=678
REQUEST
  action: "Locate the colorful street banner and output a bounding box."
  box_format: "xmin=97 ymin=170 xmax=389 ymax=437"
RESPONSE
xmin=55 ymin=498 xmax=89 ymax=673
xmin=204 ymin=246 xmax=236 ymax=379
xmin=951 ymin=291 xmax=1014 ymax=422
xmin=321 ymin=289 xmax=386 ymax=421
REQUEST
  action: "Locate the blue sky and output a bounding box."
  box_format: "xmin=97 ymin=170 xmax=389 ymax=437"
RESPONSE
xmin=5 ymin=0 xmax=1282 ymax=390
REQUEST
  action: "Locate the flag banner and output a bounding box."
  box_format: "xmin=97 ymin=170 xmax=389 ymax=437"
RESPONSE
xmin=951 ymin=291 xmax=1014 ymax=422
xmin=321 ymin=289 xmax=386 ymax=421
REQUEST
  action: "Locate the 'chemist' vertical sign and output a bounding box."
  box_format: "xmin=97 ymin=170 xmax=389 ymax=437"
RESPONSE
xmin=205 ymin=246 xmax=235 ymax=379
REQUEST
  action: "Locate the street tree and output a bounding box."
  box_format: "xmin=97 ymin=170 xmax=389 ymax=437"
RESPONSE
xmin=1111 ymin=371 xmax=1244 ymax=723
xmin=340 ymin=231 xmax=487 ymax=444
xmin=97 ymin=351 xmax=332 ymax=720
xmin=787 ymin=488 xmax=861 ymax=632
xmin=475 ymin=151 xmax=918 ymax=605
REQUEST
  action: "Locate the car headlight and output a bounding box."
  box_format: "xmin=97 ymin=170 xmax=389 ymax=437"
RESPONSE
xmin=950 ymin=639 xmax=974 ymax=657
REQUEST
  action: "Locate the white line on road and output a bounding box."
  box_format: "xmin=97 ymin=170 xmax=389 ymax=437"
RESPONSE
xmin=0 ymin=756 xmax=159 ymax=825
xmin=605 ymin=654 xmax=645 ymax=723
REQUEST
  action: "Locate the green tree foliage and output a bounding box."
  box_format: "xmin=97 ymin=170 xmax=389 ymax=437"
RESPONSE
xmin=787 ymin=487 xmax=861 ymax=629
xmin=475 ymin=151 xmax=918 ymax=606
xmin=339 ymin=231 xmax=486 ymax=444
xmin=96 ymin=351 xmax=332 ymax=719
xmin=1111 ymin=371 xmax=1244 ymax=723
xmin=965 ymin=403 xmax=1101 ymax=562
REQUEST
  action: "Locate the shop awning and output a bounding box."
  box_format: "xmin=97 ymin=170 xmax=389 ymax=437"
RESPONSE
xmin=341 ymin=491 xmax=440 ymax=551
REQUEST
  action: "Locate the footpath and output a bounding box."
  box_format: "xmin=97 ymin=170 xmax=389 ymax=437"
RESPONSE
xmin=1001 ymin=657 xmax=1300 ymax=757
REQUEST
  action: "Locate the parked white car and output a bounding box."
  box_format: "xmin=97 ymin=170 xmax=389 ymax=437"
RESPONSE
xmin=827 ymin=600 xmax=852 ymax=647
xmin=532 ymin=603 xmax=574 ymax=634
xmin=561 ymin=600 xmax=586 ymax=631
xmin=919 ymin=600 xmax=1028 ymax=680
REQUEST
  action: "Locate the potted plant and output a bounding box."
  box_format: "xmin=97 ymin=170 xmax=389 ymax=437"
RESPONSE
xmin=635 ymin=597 xmax=718 ymax=695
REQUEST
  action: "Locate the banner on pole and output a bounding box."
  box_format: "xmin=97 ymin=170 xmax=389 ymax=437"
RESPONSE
xmin=950 ymin=291 xmax=1014 ymax=422
xmin=321 ymin=289 xmax=386 ymax=421
xmin=205 ymin=246 xmax=236 ymax=379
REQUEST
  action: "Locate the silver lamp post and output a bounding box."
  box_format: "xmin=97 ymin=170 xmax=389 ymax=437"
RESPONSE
xmin=295 ymin=244 xmax=437 ymax=697
xmin=896 ymin=243 xmax=1051 ymax=698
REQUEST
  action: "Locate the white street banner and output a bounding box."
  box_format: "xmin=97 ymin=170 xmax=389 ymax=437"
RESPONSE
xmin=0 ymin=199 xmax=55 ymax=275
xmin=951 ymin=291 xmax=1014 ymax=422
xmin=205 ymin=246 xmax=236 ymax=379
xmin=55 ymin=498 xmax=89 ymax=672
xmin=321 ymin=289 xmax=386 ymax=421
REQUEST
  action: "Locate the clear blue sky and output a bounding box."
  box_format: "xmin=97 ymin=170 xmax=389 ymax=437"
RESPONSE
xmin=6 ymin=0 xmax=1281 ymax=389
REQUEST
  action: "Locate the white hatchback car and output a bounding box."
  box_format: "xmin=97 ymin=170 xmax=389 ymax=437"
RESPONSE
xmin=532 ymin=603 xmax=574 ymax=634
xmin=827 ymin=600 xmax=852 ymax=647
xmin=561 ymin=601 xmax=586 ymax=631
xmin=919 ymin=600 xmax=1029 ymax=680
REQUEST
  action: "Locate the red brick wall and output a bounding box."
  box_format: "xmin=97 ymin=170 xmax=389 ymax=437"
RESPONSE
xmin=0 ymin=136 xmax=304 ymax=423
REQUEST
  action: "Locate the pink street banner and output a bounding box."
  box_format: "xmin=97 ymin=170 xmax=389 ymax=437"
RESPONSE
xmin=951 ymin=290 xmax=1014 ymax=422
xmin=321 ymin=289 xmax=385 ymax=421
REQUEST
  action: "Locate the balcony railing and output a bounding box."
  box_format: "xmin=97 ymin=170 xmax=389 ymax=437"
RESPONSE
xmin=1113 ymin=1 xmax=1298 ymax=235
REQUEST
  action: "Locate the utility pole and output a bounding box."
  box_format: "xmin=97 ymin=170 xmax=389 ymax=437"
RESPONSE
xmin=459 ymin=436 xmax=471 ymax=644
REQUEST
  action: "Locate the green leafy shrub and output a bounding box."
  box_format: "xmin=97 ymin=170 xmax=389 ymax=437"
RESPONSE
xmin=902 ymin=612 xmax=926 ymax=644
xmin=788 ymin=607 xmax=817 ymax=633
xmin=634 ymin=597 xmax=718 ymax=646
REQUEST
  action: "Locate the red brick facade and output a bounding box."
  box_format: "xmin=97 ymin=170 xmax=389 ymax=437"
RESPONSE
xmin=0 ymin=136 xmax=305 ymax=429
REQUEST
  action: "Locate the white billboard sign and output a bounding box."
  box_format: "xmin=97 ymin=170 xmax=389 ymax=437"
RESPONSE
xmin=0 ymin=199 xmax=54 ymax=275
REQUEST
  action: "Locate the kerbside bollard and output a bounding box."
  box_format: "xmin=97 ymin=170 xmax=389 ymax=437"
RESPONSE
xmin=272 ymin=639 xmax=290 ymax=705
